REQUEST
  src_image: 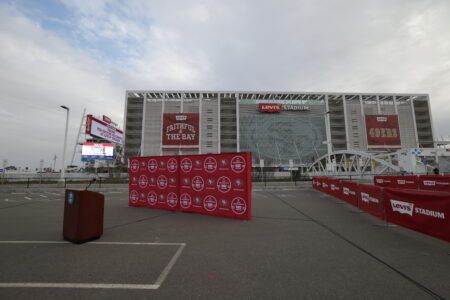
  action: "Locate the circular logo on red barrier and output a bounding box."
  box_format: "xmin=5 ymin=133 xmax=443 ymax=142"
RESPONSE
xmin=231 ymin=156 xmax=246 ymax=173
xmin=192 ymin=176 xmax=205 ymax=191
xmin=130 ymin=190 xmax=138 ymax=203
xmin=167 ymin=158 xmax=178 ymax=172
xmin=180 ymin=193 xmax=192 ymax=209
xmin=157 ymin=175 xmax=168 ymax=189
xmin=167 ymin=192 xmax=178 ymax=207
xmin=147 ymin=191 xmax=157 ymax=205
xmin=204 ymin=195 xmax=217 ymax=211
xmin=180 ymin=158 xmax=192 ymax=173
xmin=138 ymin=175 xmax=148 ymax=188
xmin=130 ymin=160 xmax=139 ymax=172
xmin=204 ymin=157 xmax=217 ymax=173
xmin=217 ymin=176 xmax=231 ymax=193
xmin=148 ymin=159 xmax=158 ymax=172
xmin=231 ymin=197 xmax=247 ymax=215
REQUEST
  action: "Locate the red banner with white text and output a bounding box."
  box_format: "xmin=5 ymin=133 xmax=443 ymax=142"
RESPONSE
xmin=357 ymin=184 xmax=385 ymax=220
xmin=339 ymin=180 xmax=359 ymax=206
xmin=162 ymin=113 xmax=199 ymax=148
xmin=384 ymin=188 xmax=450 ymax=242
xmin=128 ymin=156 xmax=179 ymax=211
xmin=374 ymin=175 xmax=418 ymax=190
xmin=365 ymin=115 xmax=401 ymax=149
xmin=129 ymin=152 xmax=252 ymax=220
xmin=417 ymin=175 xmax=450 ymax=193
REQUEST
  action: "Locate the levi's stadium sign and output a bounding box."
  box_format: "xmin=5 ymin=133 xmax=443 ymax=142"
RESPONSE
xmin=259 ymin=103 xmax=310 ymax=113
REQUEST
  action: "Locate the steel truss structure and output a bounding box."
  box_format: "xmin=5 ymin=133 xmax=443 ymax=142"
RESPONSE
xmin=307 ymin=150 xmax=401 ymax=177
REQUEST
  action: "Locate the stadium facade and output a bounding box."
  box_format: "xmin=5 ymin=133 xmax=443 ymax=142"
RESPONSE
xmin=124 ymin=91 xmax=434 ymax=167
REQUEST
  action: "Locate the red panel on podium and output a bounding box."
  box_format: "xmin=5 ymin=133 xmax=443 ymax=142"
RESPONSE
xmin=63 ymin=189 xmax=104 ymax=243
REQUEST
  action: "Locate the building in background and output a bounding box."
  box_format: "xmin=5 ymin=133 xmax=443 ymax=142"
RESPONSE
xmin=124 ymin=91 xmax=434 ymax=167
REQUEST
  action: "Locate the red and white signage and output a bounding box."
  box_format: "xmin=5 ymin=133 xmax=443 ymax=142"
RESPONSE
xmin=417 ymin=175 xmax=450 ymax=192
xmin=258 ymin=103 xmax=310 ymax=113
xmin=259 ymin=103 xmax=282 ymax=113
xmin=162 ymin=113 xmax=199 ymax=147
xmin=129 ymin=152 xmax=252 ymax=220
xmin=384 ymin=188 xmax=450 ymax=242
xmin=357 ymin=183 xmax=385 ymax=220
xmin=374 ymin=175 xmax=418 ymax=190
xmin=365 ymin=115 xmax=401 ymax=149
xmin=86 ymin=114 xmax=124 ymax=145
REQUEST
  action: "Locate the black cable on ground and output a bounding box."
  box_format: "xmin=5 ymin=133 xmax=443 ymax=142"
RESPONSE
xmin=267 ymin=191 xmax=445 ymax=300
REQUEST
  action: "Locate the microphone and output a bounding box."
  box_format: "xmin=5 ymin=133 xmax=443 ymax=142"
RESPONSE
xmin=85 ymin=178 xmax=97 ymax=190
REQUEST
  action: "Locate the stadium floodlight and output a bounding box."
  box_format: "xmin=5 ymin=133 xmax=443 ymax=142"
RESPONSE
xmin=58 ymin=105 xmax=70 ymax=187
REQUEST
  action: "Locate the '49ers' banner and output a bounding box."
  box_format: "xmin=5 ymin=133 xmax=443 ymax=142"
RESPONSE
xmin=365 ymin=115 xmax=401 ymax=149
xmin=129 ymin=152 xmax=252 ymax=220
xmin=162 ymin=113 xmax=199 ymax=148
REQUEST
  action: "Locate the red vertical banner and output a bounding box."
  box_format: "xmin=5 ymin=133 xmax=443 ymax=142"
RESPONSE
xmin=328 ymin=178 xmax=342 ymax=198
xmin=128 ymin=157 xmax=149 ymax=207
xmin=339 ymin=181 xmax=359 ymax=206
xmin=179 ymin=153 xmax=252 ymax=220
xmin=145 ymin=156 xmax=179 ymax=211
xmin=365 ymin=115 xmax=401 ymax=149
xmin=162 ymin=113 xmax=199 ymax=148
xmin=357 ymin=183 xmax=385 ymax=220
xmin=128 ymin=156 xmax=179 ymax=211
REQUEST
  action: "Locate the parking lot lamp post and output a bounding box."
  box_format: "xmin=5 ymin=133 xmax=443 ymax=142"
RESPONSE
xmin=58 ymin=105 xmax=70 ymax=187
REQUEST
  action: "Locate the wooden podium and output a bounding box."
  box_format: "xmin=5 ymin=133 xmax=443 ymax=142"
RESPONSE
xmin=63 ymin=189 xmax=104 ymax=243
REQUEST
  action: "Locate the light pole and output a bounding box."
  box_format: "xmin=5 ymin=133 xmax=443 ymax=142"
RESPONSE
xmin=58 ymin=105 xmax=70 ymax=187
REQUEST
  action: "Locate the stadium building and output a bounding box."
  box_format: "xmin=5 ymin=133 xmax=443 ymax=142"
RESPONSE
xmin=124 ymin=91 xmax=434 ymax=167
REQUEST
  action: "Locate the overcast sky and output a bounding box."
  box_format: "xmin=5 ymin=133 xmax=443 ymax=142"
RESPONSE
xmin=0 ymin=0 xmax=449 ymax=170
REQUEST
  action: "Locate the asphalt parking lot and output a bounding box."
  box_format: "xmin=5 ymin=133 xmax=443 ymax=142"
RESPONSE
xmin=0 ymin=184 xmax=449 ymax=300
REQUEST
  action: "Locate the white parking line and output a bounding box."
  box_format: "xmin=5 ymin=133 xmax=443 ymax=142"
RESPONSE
xmin=39 ymin=195 xmax=47 ymax=198
xmin=0 ymin=283 xmax=159 ymax=289
xmin=24 ymin=197 xmax=32 ymax=200
xmin=0 ymin=240 xmax=186 ymax=290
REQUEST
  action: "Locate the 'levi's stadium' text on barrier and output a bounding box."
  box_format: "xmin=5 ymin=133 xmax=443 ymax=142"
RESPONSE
xmin=312 ymin=177 xmax=450 ymax=242
xmin=129 ymin=152 xmax=252 ymax=220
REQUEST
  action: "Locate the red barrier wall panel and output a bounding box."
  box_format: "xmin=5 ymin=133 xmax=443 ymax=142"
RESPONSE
xmin=128 ymin=156 xmax=180 ymax=211
xmin=312 ymin=177 xmax=321 ymax=190
xmin=374 ymin=176 xmax=392 ymax=187
xmin=178 ymin=152 xmax=252 ymax=220
xmin=384 ymin=188 xmax=450 ymax=242
xmin=328 ymin=179 xmax=342 ymax=198
xmin=357 ymin=184 xmax=385 ymax=220
xmin=418 ymin=175 xmax=450 ymax=192
xmin=339 ymin=181 xmax=359 ymax=206
xmin=321 ymin=177 xmax=331 ymax=195
xmin=374 ymin=175 xmax=418 ymax=189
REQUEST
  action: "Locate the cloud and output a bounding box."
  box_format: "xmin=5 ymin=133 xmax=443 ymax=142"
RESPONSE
xmin=1 ymin=0 xmax=449 ymax=168
xmin=0 ymin=3 xmax=123 ymax=169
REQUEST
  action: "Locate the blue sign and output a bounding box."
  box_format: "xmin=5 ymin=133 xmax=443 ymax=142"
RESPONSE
xmin=67 ymin=191 xmax=75 ymax=205
xmin=0 ymin=169 xmax=4 ymax=173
